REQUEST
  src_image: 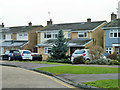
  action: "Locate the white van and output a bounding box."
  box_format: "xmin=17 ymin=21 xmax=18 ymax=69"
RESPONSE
xmin=19 ymin=50 xmax=32 ymax=60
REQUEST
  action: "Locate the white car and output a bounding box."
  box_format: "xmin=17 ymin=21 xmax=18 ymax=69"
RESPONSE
xmin=71 ymin=49 xmax=90 ymax=63
xmin=19 ymin=50 xmax=32 ymax=60
xmin=71 ymin=49 xmax=106 ymax=63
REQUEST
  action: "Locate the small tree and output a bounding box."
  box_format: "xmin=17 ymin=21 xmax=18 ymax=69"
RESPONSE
xmin=88 ymin=45 xmax=104 ymax=60
xmin=51 ymin=30 xmax=68 ymax=59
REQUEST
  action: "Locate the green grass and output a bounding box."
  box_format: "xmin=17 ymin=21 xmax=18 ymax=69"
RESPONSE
xmin=37 ymin=66 xmax=119 ymax=74
xmin=9 ymin=60 xmax=71 ymax=65
xmin=82 ymin=79 xmax=120 ymax=88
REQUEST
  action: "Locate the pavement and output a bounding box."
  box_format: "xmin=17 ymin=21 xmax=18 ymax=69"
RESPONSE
xmin=0 ymin=60 xmax=119 ymax=88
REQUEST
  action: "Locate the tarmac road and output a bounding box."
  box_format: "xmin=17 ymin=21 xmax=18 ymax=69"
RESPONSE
xmin=1 ymin=66 xmax=76 ymax=88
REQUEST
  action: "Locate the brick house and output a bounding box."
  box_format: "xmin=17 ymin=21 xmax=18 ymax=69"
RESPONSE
xmin=36 ymin=19 xmax=107 ymax=60
xmin=0 ymin=22 xmax=43 ymax=54
xmin=103 ymin=17 xmax=120 ymax=54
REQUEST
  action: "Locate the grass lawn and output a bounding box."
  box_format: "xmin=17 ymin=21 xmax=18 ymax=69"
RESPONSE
xmin=37 ymin=66 xmax=119 ymax=74
xmin=82 ymin=79 xmax=120 ymax=88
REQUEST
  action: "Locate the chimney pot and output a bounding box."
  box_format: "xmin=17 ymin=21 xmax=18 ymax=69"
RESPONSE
xmin=111 ymin=12 xmax=117 ymax=21
xmin=28 ymin=22 xmax=32 ymax=26
xmin=87 ymin=18 xmax=91 ymax=22
xmin=2 ymin=22 xmax=4 ymax=27
xmin=47 ymin=19 xmax=53 ymax=26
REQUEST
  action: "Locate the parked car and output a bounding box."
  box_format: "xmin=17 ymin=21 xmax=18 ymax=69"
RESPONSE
xmin=2 ymin=50 xmax=22 ymax=61
xmin=71 ymin=49 xmax=106 ymax=63
xmin=71 ymin=49 xmax=90 ymax=63
xmin=31 ymin=53 xmax=42 ymax=61
xmin=19 ymin=50 xmax=32 ymax=61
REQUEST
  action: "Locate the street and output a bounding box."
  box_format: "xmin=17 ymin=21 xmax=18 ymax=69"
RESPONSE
xmin=1 ymin=66 xmax=75 ymax=88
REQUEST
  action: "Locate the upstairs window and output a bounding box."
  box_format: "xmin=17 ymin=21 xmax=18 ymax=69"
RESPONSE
xmin=110 ymin=30 xmax=120 ymax=38
xmin=19 ymin=34 xmax=22 ymax=36
xmin=11 ymin=34 xmax=13 ymax=39
xmin=24 ymin=33 xmax=28 ymax=36
xmin=78 ymin=32 xmax=87 ymax=38
xmin=3 ymin=34 xmax=6 ymax=39
xmin=44 ymin=32 xmax=58 ymax=39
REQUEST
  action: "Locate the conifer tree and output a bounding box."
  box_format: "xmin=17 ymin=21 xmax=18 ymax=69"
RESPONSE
xmin=51 ymin=30 xmax=68 ymax=59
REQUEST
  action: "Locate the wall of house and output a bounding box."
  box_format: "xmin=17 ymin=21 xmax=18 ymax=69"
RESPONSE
xmin=13 ymin=33 xmax=17 ymax=40
xmin=22 ymin=27 xmax=43 ymax=52
xmin=38 ymin=47 xmax=50 ymax=60
xmin=105 ymin=29 xmax=120 ymax=47
xmin=103 ymin=30 xmax=106 ymax=52
xmin=85 ymin=41 xmax=93 ymax=48
xmin=91 ymin=23 xmax=106 ymax=48
xmin=6 ymin=33 xmax=12 ymax=40
xmin=40 ymin=31 xmax=70 ymax=43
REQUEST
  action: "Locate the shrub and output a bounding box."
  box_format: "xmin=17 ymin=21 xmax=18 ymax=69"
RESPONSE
xmin=85 ymin=60 xmax=89 ymax=64
xmin=88 ymin=45 xmax=104 ymax=60
xmin=108 ymin=60 xmax=120 ymax=65
xmin=117 ymin=54 xmax=120 ymax=62
xmin=97 ymin=58 xmax=111 ymax=65
xmin=88 ymin=60 xmax=97 ymax=64
xmin=73 ymin=56 xmax=84 ymax=64
xmin=106 ymin=54 xmax=117 ymax=60
xmin=46 ymin=57 xmax=71 ymax=63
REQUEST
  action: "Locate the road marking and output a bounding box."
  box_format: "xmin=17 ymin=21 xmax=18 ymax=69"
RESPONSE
xmin=16 ymin=67 xmax=75 ymax=88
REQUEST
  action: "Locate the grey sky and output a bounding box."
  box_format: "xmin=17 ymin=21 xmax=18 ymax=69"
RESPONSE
xmin=0 ymin=0 xmax=120 ymax=27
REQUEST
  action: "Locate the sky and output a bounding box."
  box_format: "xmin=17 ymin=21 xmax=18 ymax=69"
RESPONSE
xmin=0 ymin=0 xmax=120 ymax=27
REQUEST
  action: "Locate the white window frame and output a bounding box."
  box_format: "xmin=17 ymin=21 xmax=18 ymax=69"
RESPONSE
xmin=106 ymin=47 xmax=113 ymax=54
xmin=44 ymin=47 xmax=52 ymax=54
xmin=109 ymin=30 xmax=120 ymax=38
xmin=19 ymin=34 xmax=22 ymax=36
xmin=24 ymin=33 xmax=28 ymax=36
xmin=44 ymin=32 xmax=58 ymax=39
xmin=78 ymin=32 xmax=87 ymax=38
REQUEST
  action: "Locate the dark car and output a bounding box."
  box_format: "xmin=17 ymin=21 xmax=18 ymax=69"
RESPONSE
xmin=2 ymin=50 xmax=22 ymax=61
xmin=31 ymin=53 xmax=42 ymax=61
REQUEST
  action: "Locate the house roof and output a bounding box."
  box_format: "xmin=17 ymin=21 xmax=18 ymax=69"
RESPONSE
xmin=37 ymin=39 xmax=93 ymax=47
xmin=41 ymin=21 xmax=106 ymax=31
xmin=103 ymin=18 xmax=120 ymax=28
xmin=0 ymin=40 xmax=29 ymax=47
xmin=2 ymin=25 xmax=43 ymax=33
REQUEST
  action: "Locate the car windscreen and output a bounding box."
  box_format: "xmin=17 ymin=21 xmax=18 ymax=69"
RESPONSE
xmin=13 ymin=51 xmax=20 ymax=53
xmin=23 ymin=51 xmax=31 ymax=54
xmin=74 ymin=50 xmax=86 ymax=54
xmin=10 ymin=50 xmax=19 ymax=53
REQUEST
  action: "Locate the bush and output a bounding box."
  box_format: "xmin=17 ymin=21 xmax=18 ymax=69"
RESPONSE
xmin=88 ymin=45 xmax=104 ymax=60
xmin=73 ymin=56 xmax=84 ymax=64
xmin=88 ymin=60 xmax=97 ymax=64
xmin=85 ymin=60 xmax=89 ymax=64
xmin=46 ymin=57 xmax=71 ymax=63
xmin=106 ymin=54 xmax=117 ymax=60
xmin=97 ymin=58 xmax=111 ymax=65
xmin=117 ymin=54 xmax=120 ymax=62
xmin=108 ymin=60 xmax=120 ymax=65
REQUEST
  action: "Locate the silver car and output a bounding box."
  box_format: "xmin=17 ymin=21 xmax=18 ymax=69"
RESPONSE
xmin=71 ymin=49 xmax=90 ymax=63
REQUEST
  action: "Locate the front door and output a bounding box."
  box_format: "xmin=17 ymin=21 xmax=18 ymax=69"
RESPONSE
xmin=115 ymin=46 xmax=120 ymax=54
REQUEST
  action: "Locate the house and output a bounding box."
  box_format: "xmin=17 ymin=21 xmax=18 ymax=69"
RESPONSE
xmin=103 ymin=13 xmax=120 ymax=54
xmin=36 ymin=19 xmax=107 ymax=60
xmin=0 ymin=22 xmax=43 ymax=55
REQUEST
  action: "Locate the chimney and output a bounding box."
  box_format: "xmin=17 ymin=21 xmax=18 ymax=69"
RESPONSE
xmin=28 ymin=22 xmax=32 ymax=26
xmin=87 ymin=18 xmax=91 ymax=22
xmin=2 ymin=22 xmax=4 ymax=27
xmin=111 ymin=12 xmax=117 ymax=21
xmin=47 ymin=19 xmax=53 ymax=26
